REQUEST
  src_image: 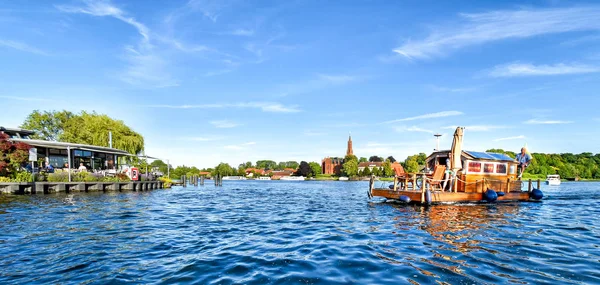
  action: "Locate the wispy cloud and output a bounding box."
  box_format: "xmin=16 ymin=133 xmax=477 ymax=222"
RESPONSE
xmin=493 ymin=135 xmax=526 ymax=142
xmin=0 ymin=95 xmax=50 ymax=102
xmin=383 ymin=111 xmax=463 ymax=124
xmin=146 ymin=102 xmax=301 ymax=113
xmin=488 ymin=62 xmax=600 ymax=77
xmin=210 ymin=120 xmax=241 ymax=128
xmin=442 ymin=125 xmax=507 ymax=132
xmin=317 ymin=74 xmax=358 ymax=84
xmin=57 ymin=0 xmax=178 ymax=88
xmin=524 ymin=119 xmax=574 ymax=124
xmin=0 ymin=39 xmax=48 ymax=55
xmin=224 ymin=142 xmax=256 ymax=150
xmin=231 ymin=29 xmax=255 ymax=36
xmin=429 ymin=85 xmax=477 ymax=93
xmin=393 ymin=6 xmax=600 ymax=59
xmin=395 ymin=126 xmax=434 ymax=134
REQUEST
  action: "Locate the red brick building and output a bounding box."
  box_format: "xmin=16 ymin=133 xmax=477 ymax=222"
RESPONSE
xmin=322 ymin=135 xmax=353 ymax=175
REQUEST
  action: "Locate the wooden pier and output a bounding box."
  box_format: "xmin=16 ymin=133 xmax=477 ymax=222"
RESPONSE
xmin=0 ymin=181 xmax=165 ymax=195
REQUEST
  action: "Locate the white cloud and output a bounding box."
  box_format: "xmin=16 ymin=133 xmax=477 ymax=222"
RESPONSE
xmin=429 ymin=85 xmax=477 ymax=93
xmin=395 ymin=126 xmax=434 ymax=134
xmin=0 ymin=39 xmax=48 ymax=55
xmin=57 ymin=0 xmax=179 ymax=88
xmin=231 ymin=29 xmax=255 ymax=36
xmin=210 ymin=120 xmax=240 ymax=128
xmin=489 ymin=62 xmax=600 ymax=77
xmin=0 ymin=95 xmax=50 ymax=102
xmin=317 ymin=74 xmax=358 ymax=84
xmin=383 ymin=111 xmax=463 ymax=124
xmin=524 ymin=119 xmax=574 ymax=124
xmin=442 ymin=125 xmax=507 ymax=132
xmin=224 ymin=142 xmax=256 ymax=150
xmin=146 ymin=102 xmax=301 ymax=113
xmin=393 ymin=6 xmax=600 ymax=59
xmin=493 ymin=135 xmax=526 ymax=142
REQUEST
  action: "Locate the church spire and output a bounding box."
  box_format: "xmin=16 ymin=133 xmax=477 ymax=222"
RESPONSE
xmin=346 ymin=132 xmax=353 ymax=156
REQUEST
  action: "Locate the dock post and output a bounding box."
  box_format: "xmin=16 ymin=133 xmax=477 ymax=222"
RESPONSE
xmin=506 ymin=178 xmax=511 ymax=193
xmin=537 ymin=179 xmax=541 ymax=189
xmin=420 ymin=174 xmax=426 ymax=203
xmin=528 ymin=179 xmax=532 ymax=192
xmin=393 ymin=176 xmax=397 ymax=191
xmin=200 ymin=176 xmax=204 ymax=186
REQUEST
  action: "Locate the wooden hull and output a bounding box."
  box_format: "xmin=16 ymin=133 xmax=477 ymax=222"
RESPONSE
xmin=371 ymin=188 xmax=534 ymax=204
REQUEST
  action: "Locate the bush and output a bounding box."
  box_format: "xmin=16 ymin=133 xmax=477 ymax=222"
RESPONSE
xmin=102 ymin=176 xmax=120 ymax=182
xmin=116 ymin=173 xmax=130 ymax=182
xmin=13 ymin=171 xmax=33 ymax=182
xmin=159 ymin=177 xmax=173 ymax=188
xmin=48 ymin=172 xmax=69 ymax=182
xmin=0 ymin=176 xmax=11 ymax=183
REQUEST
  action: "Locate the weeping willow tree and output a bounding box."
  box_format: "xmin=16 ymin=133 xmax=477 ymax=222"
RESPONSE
xmin=21 ymin=110 xmax=144 ymax=155
xmin=61 ymin=112 xmax=144 ymax=154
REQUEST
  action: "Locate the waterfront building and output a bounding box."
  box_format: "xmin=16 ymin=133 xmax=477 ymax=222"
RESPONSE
xmin=321 ymin=135 xmax=353 ymax=175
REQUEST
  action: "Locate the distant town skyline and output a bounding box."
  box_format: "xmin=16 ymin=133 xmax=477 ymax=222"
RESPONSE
xmin=2 ymin=0 xmax=600 ymax=168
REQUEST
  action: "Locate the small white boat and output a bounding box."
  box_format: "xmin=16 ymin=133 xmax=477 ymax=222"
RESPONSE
xmin=338 ymin=176 xmax=349 ymax=181
xmin=222 ymin=176 xmax=247 ymax=180
xmin=546 ymin=174 xmax=561 ymax=186
xmin=280 ymin=176 xmax=305 ymax=181
xmin=256 ymin=176 xmax=271 ymax=180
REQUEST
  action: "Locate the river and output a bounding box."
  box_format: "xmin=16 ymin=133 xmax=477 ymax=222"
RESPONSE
xmin=0 ymin=181 xmax=599 ymax=284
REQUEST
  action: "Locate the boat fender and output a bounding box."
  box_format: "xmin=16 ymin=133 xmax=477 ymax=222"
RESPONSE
xmin=399 ymin=195 xmax=411 ymax=203
xmin=484 ymin=189 xmax=498 ymax=202
xmin=497 ymin=191 xmax=505 ymax=197
xmin=530 ymin=188 xmax=544 ymax=200
xmin=425 ymin=189 xmax=432 ymax=205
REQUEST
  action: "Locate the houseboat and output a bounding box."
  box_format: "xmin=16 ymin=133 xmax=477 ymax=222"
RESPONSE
xmin=368 ymin=127 xmax=543 ymax=204
xmin=546 ymin=174 xmax=561 ymax=186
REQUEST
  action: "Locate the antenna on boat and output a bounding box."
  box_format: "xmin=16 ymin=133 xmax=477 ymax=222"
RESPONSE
xmin=434 ymin=133 xmax=442 ymax=151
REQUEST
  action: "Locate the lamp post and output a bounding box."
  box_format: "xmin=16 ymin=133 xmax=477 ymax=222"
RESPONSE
xmin=434 ymin=134 xmax=442 ymax=151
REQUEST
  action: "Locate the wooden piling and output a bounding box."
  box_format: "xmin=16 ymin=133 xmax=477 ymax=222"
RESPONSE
xmin=528 ymin=179 xmax=532 ymax=192
xmin=537 ymin=179 xmax=541 ymax=189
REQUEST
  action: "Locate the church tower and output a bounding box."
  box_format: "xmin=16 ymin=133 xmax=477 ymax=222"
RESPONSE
xmin=346 ymin=133 xmax=353 ymax=156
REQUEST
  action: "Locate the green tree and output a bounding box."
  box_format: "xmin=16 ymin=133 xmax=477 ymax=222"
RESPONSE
xmin=360 ymin=166 xmax=371 ymax=177
xmin=20 ymin=110 xmax=74 ymax=141
xmin=405 ymin=159 xmax=419 ymax=173
xmin=308 ymin=162 xmax=322 ymax=177
xmin=212 ymin=163 xmax=234 ymax=176
xmin=150 ymin=160 xmax=169 ymax=174
xmin=345 ymin=154 xmax=358 ymax=162
xmin=297 ymin=161 xmax=311 ymax=176
xmin=359 ymin=157 xmax=367 ymax=163
xmin=383 ymin=161 xmax=394 ymax=177
xmin=342 ymin=159 xmax=358 ymax=177
xmin=256 ymin=160 xmax=277 ymax=170
xmin=60 ymin=111 xmax=144 ymax=154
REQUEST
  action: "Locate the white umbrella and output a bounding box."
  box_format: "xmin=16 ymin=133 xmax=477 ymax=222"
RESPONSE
xmin=450 ymin=127 xmax=464 ymax=192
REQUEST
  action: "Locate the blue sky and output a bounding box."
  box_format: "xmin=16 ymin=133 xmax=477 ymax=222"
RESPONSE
xmin=1 ymin=0 xmax=600 ymax=168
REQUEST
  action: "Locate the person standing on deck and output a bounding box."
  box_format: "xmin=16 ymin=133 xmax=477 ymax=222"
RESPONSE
xmin=516 ymin=147 xmax=532 ymax=179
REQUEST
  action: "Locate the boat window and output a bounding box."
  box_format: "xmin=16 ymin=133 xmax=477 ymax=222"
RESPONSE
xmin=483 ymin=163 xmax=494 ymax=173
xmin=468 ymin=161 xmax=481 ymax=173
xmin=496 ymin=164 xmax=507 ymax=174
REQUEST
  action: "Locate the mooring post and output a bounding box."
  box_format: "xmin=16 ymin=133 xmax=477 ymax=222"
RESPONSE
xmin=528 ymin=179 xmax=532 ymax=192
xmin=507 ymin=178 xmax=511 ymax=193
xmin=420 ymin=174 xmax=426 ymax=203
xmin=537 ymin=179 xmax=541 ymax=189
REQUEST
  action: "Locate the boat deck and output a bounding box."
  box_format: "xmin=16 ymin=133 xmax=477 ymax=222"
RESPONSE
xmin=371 ymin=188 xmax=533 ymax=204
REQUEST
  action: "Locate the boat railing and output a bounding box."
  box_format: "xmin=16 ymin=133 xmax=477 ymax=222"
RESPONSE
xmin=387 ymin=174 xmax=542 ymax=194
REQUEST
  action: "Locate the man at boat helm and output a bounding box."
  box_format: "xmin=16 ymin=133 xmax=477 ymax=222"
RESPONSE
xmin=516 ymin=147 xmax=532 ymax=179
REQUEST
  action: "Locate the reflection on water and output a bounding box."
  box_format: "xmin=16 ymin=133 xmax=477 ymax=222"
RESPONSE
xmin=0 ymin=181 xmax=599 ymax=284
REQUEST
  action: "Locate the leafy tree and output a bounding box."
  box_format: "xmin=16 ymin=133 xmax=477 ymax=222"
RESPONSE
xmin=360 ymin=166 xmax=371 ymax=177
xmin=0 ymin=133 xmax=32 ymax=177
xmin=387 ymin=156 xmax=396 ymax=163
xmin=20 ymin=110 xmax=74 ymax=141
xmin=405 ymin=159 xmax=419 ymax=173
xmin=150 ymin=160 xmax=169 ymax=174
xmin=372 ymin=166 xmax=382 ymax=176
xmin=308 ymin=162 xmax=322 ymax=177
xmin=383 ymin=161 xmax=394 ymax=177
xmin=297 ymin=161 xmax=311 ymax=176
xmin=359 ymin=157 xmax=367 ymax=163
xmin=369 ymin=156 xmax=383 ymax=162
xmin=256 ymin=160 xmax=277 ymax=170
xmin=342 ymin=159 xmax=358 ymax=177
xmin=344 ymin=154 xmax=357 ymax=162
xmin=285 ymin=161 xmax=299 ymax=169
xmin=212 ymin=163 xmax=234 ymax=176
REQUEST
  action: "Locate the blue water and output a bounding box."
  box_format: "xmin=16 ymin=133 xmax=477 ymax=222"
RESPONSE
xmin=0 ymin=181 xmax=599 ymax=284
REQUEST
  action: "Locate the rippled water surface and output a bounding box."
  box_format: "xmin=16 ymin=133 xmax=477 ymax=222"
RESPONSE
xmin=1 ymin=181 xmax=599 ymax=284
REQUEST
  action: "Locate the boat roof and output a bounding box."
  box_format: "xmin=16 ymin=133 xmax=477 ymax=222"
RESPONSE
xmin=427 ymin=150 xmax=516 ymax=162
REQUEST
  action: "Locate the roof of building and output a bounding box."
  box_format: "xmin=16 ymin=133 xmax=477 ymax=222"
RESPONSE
xmin=358 ymin=162 xmax=384 ymax=167
xmin=9 ymin=138 xmax=131 ymax=156
xmin=0 ymin=127 xmax=35 ymax=136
